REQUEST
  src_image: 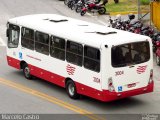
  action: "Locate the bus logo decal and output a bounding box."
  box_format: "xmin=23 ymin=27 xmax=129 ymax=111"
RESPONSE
xmin=26 ymin=55 xmax=41 ymax=61
xmin=118 ymin=86 xmax=122 ymax=92
xmin=137 ymin=65 xmax=147 ymax=74
xmin=127 ymin=83 xmax=136 ymax=88
xmin=66 ymin=64 xmax=76 ymax=75
xmin=19 ymin=52 xmax=22 ymax=59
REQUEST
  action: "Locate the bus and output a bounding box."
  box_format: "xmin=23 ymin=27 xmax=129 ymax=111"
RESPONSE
xmin=6 ymin=14 xmax=154 ymax=102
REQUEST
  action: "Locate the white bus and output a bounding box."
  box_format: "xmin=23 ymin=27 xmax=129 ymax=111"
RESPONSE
xmin=6 ymin=14 xmax=154 ymax=102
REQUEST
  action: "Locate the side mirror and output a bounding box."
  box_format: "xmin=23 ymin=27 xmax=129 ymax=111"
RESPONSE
xmin=6 ymin=28 xmax=9 ymax=37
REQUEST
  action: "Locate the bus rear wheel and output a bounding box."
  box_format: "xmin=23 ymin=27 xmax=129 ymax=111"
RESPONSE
xmin=23 ymin=63 xmax=32 ymax=79
xmin=66 ymin=80 xmax=80 ymax=99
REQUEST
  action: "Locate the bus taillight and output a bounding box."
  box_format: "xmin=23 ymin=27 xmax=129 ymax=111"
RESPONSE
xmin=149 ymin=69 xmax=153 ymax=84
xmin=108 ymin=77 xmax=115 ymax=92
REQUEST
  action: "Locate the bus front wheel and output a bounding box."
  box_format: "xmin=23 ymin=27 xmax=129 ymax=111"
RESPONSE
xmin=66 ymin=80 xmax=80 ymax=99
xmin=23 ymin=63 xmax=32 ymax=79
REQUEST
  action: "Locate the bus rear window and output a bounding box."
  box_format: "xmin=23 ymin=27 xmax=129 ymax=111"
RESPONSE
xmin=111 ymin=41 xmax=150 ymax=67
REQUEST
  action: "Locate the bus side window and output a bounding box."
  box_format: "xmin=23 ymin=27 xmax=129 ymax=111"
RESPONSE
xmin=21 ymin=27 xmax=34 ymax=50
xmin=66 ymin=41 xmax=83 ymax=66
xmin=35 ymin=31 xmax=49 ymax=55
xmin=133 ymin=53 xmax=141 ymax=63
xmin=50 ymin=36 xmax=65 ymax=61
xmin=84 ymin=46 xmax=100 ymax=72
xmin=7 ymin=24 xmax=20 ymax=48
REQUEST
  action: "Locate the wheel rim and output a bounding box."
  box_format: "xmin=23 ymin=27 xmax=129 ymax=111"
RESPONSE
xmin=71 ymin=5 xmax=76 ymax=10
xmin=24 ymin=67 xmax=30 ymax=78
xmin=76 ymin=6 xmax=82 ymax=13
xmin=99 ymin=8 xmax=106 ymax=14
xmin=81 ymin=11 xmax=86 ymax=16
xmin=68 ymin=83 xmax=75 ymax=96
xmin=64 ymin=0 xmax=68 ymax=5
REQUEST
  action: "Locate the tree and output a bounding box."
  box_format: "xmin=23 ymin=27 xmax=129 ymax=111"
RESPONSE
xmin=114 ymin=0 xmax=119 ymax=3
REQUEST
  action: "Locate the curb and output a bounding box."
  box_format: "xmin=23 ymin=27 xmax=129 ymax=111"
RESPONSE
xmin=109 ymin=10 xmax=150 ymax=15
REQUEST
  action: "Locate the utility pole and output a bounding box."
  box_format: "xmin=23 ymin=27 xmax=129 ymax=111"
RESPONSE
xmin=137 ymin=0 xmax=141 ymax=19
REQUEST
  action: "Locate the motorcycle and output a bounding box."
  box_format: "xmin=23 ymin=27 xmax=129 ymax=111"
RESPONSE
xmin=152 ymin=32 xmax=160 ymax=52
xmin=75 ymin=0 xmax=87 ymax=13
xmin=127 ymin=21 xmax=143 ymax=33
xmin=75 ymin=0 xmax=101 ymax=13
xmin=155 ymin=36 xmax=160 ymax=65
xmin=108 ymin=14 xmax=135 ymax=31
xmin=70 ymin=0 xmax=80 ymax=10
xmin=141 ymin=26 xmax=154 ymax=37
xmin=80 ymin=1 xmax=107 ymax=16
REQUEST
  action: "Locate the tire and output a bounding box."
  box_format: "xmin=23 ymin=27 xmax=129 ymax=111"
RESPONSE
xmin=80 ymin=11 xmax=86 ymax=16
xmin=23 ymin=63 xmax=32 ymax=79
xmin=156 ymin=55 xmax=160 ymax=66
xmin=71 ymin=4 xmax=76 ymax=10
xmin=76 ymin=6 xmax=82 ymax=13
xmin=66 ymin=80 xmax=80 ymax=99
xmin=68 ymin=1 xmax=72 ymax=8
xmin=98 ymin=7 xmax=106 ymax=15
xmin=64 ymin=0 xmax=69 ymax=5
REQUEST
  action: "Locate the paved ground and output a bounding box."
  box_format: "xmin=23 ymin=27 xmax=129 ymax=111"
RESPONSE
xmin=0 ymin=0 xmax=160 ymax=120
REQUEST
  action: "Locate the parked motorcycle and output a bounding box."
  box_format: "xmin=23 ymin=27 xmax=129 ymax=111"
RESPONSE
xmin=155 ymin=36 xmax=160 ymax=65
xmin=70 ymin=0 xmax=80 ymax=10
xmin=80 ymin=1 xmax=107 ymax=16
xmin=75 ymin=0 xmax=87 ymax=13
xmin=108 ymin=14 xmax=135 ymax=30
xmin=152 ymin=32 xmax=160 ymax=52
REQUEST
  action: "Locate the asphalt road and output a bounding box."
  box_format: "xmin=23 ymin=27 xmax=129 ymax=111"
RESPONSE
xmin=0 ymin=0 xmax=160 ymax=120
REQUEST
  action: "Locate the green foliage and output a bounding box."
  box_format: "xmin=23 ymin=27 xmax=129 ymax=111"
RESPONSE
xmin=105 ymin=0 xmax=149 ymax=13
xmin=140 ymin=0 xmax=150 ymax=5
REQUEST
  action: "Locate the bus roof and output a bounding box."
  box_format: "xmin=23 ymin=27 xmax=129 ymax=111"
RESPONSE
xmin=8 ymin=14 xmax=150 ymax=48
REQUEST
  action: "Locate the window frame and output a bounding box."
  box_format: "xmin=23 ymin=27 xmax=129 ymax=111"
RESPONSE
xmin=66 ymin=40 xmax=83 ymax=66
xmin=35 ymin=31 xmax=50 ymax=55
xmin=21 ymin=27 xmax=35 ymax=50
xmin=50 ymin=35 xmax=66 ymax=61
xmin=7 ymin=24 xmax=20 ymax=48
xmin=111 ymin=41 xmax=150 ymax=68
xmin=84 ymin=45 xmax=101 ymax=72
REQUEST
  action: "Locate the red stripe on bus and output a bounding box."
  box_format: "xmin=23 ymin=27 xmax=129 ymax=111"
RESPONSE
xmin=7 ymin=56 xmax=20 ymax=69
xmin=7 ymin=56 xmax=154 ymax=102
xmin=29 ymin=64 xmax=65 ymax=88
xmin=76 ymin=81 xmax=154 ymax=102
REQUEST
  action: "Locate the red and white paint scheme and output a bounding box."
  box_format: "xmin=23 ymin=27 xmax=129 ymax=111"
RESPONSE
xmin=6 ymin=14 xmax=154 ymax=102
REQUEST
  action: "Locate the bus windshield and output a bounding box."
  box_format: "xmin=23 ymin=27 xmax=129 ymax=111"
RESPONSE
xmin=111 ymin=41 xmax=150 ymax=67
